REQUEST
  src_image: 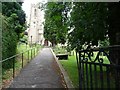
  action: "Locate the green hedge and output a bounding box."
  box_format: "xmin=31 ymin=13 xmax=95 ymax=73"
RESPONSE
xmin=2 ymin=15 xmax=17 ymax=69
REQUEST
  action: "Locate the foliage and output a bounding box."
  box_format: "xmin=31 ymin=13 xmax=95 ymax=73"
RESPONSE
xmin=52 ymin=45 xmax=67 ymax=54
xmin=67 ymin=2 xmax=120 ymax=49
xmin=67 ymin=3 xmax=108 ymax=51
xmin=43 ymin=2 xmax=120 ymax=65
xmin=2 ymin=2 xmax=26 ymax=39
xmin=2 ymin=2 xmax=26 ymax=69
xmin=98 ymin=39 xmax=109 ymax=47
xmin=43 ymin=2 xmax=71 ymax=46
xmin=19 ymin=35 xmax=28 ymax=44
xmin=2 ymin=15 xmax=18 ymax=69
xmin=2 ymin=15 xmax=17 ymax=59
xmin=67 ymin=2 xmax=120 ymax=64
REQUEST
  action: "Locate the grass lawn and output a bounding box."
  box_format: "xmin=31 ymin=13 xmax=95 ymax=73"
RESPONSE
xmin=59 ymin=55 xmax=79 ymax=88
xmin=52 ymin=46 xmax=79 ymax=87
xmin=59 ymin=51 xmax=116 ymax=88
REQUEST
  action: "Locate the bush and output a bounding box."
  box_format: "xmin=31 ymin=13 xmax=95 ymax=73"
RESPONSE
xmin=2 ymin=2 xmax=26 ymax=69
xmin=2 ymin=15 xmax=17 ymax=69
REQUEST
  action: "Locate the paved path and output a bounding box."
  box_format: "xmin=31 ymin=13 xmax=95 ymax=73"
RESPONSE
xmin=9 ymin=48 xmax=64 ymax=88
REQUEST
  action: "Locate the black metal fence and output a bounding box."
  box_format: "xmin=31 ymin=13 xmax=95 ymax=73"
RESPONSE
xmin=1 ymin=46 xmax=40 ymax=83
xmin=76 ymin=45 xmax=120 ymax=89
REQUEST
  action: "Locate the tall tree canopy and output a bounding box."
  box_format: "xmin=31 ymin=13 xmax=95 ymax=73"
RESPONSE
xmin=43 ymin=2 xmax=120 ymax=64
xmin=44 ymin=2 xmax=71 ymax=46
xmin=2 ymin=2 xmax=26 ymax=39
xmin=67 ymin=2 xmax=120 ymax=64
xmin=68 ymin=2 xmax=108 ymax=50
xmin=108 ymin=3 xmax=120 ymax=45
xmin=2 ymin=2 xmax=26 ymax=68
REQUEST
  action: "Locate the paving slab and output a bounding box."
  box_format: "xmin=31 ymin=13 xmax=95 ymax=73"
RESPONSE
xmin=8 ymin=48 xmax=64 ymax=88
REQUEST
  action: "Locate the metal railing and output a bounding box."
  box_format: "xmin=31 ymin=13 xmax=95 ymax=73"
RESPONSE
xmin=76 ymin=45 xmax=120 ymax=89
xmin=1 ymin=46 xmax=40 ymax=79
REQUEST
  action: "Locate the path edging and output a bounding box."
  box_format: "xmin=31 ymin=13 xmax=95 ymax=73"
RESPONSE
xmin=50 ymin=48 xmax=74 ymax=89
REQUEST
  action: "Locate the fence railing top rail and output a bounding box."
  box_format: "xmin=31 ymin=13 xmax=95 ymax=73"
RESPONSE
xmin=78 ymin=45 xmax=120 ymax=52
xmin=1 ymin=47 xmax=36 ymax=63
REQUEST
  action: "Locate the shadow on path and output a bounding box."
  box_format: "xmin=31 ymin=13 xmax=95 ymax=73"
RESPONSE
xmin=8 ymin=48 xmax=64 ymax=88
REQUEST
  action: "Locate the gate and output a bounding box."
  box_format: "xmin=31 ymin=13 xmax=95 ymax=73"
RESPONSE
xmin=76 ymin=45 xmax=120 ymax=89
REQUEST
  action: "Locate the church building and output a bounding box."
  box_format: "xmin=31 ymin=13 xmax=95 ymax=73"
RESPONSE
xmin=27 ymin=3 xmax=44 ymax=45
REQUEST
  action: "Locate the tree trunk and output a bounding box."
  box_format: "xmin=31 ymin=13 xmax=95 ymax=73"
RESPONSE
xmin=108 ymin=2 xmax=120 ymax=65
xmin=108 ymin=3 xmax=120 ymax=88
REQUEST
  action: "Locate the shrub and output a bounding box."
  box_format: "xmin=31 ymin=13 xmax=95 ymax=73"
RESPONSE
xmin=2 ymin=15 xmax=17 ymax=69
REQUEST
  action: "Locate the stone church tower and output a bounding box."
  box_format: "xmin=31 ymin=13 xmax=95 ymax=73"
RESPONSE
xmin=28 ymin=3 xmax=44 ymax=45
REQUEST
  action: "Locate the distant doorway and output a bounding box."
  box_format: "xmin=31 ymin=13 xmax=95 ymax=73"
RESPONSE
xmin=44 ymin=39 xmax=48 ymax=46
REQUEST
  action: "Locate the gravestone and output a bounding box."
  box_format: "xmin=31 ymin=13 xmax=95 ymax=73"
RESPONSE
xmin=56 ymin=54 xmax=68 ymax=60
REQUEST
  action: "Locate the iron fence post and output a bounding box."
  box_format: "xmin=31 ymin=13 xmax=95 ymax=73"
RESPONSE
xmin=22 ymin=53 xmax=23 ymax=68
xmin=76 ymin=50 xmax=80 ymax=88
xmin=78 ymin=50 xmax=82 ymax=89
xmin=28 ymin=50 xmax=29 ymax=63
xmin=31 ymin=48 xmax=32 ymax=59
xmin=13 ymin=57 xmax=15 ymax=78
xmin=34 ymin=48 xmax=35 ymax=57
xmin=36 ymin=46 xmax=38 ymax=53
xmin=35 ymin=47 xmax=36 ymax=55
xmin=37 ymin=47 xmax=38 ymax=54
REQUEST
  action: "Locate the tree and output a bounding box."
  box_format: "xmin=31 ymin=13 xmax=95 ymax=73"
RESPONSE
xmin=2 ymin=2 xmax=26 ymax=68
xmin=68 ymin=2 xmax=108 ymax=51
xmin=44 ymin=2 xmax=71 ymax=46
xmin=43 ymin=2 xmax=120 ymax=64
xmin=2 ymin=2 xmax=26 ymax=39
xmin=67 ymin=2 xmax=120 ymax=65
xmin=107 ymin=3 xmax=120 ymax=65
